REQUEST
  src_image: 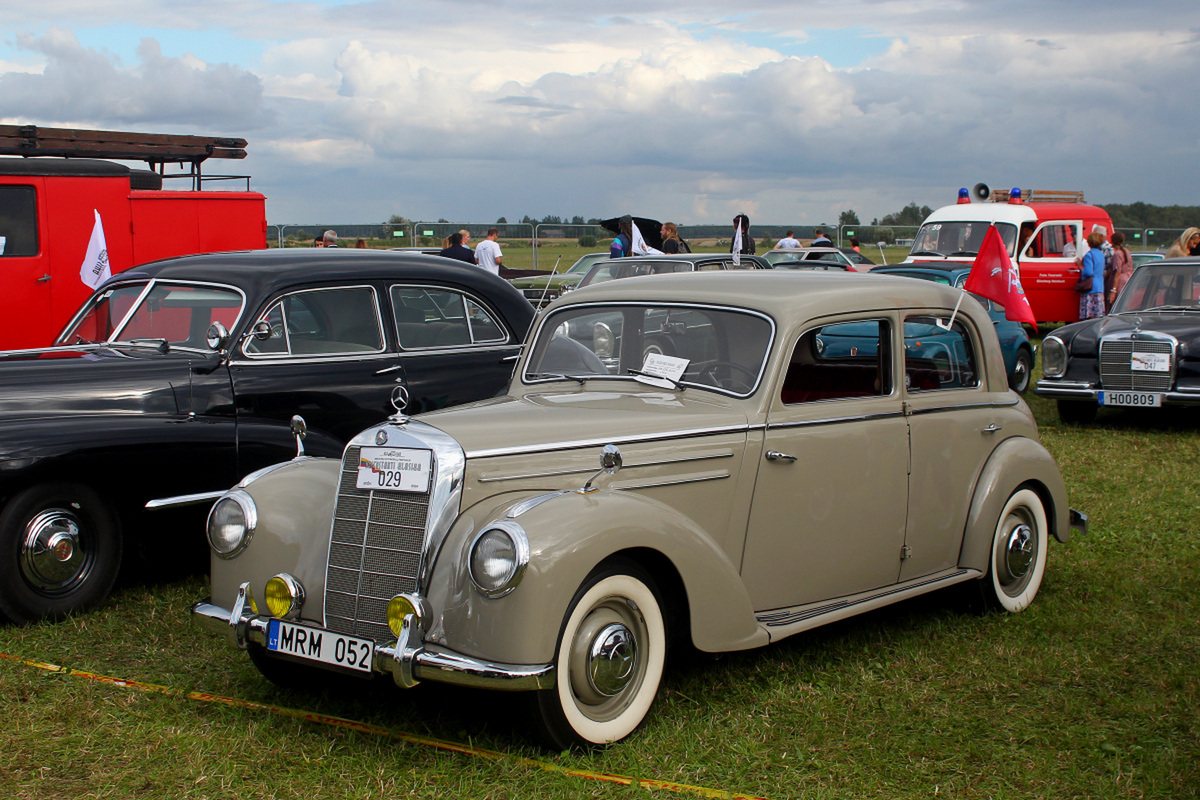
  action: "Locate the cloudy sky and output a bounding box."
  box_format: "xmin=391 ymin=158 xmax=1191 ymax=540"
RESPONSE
xmin=2 ymin=1 xmax=1198 ymax=227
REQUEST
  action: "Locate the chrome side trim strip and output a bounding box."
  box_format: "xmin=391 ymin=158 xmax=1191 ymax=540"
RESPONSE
xmin=478 ymin=450 xmax=735 ymax=483
xmin=907 ymin=399 xmax=1021 ymax=416
xmin=757 ymin=569 xmax=980 ymax=628
xmin=612 ymin=472 xmax=730 ymax=490
xmin=145 ymin=489 xmax=227 ymax=510
xmin=466 ymin=425 xmax=757 ymax=459
xmin=766 ymin=410 xmax=904 ymax=430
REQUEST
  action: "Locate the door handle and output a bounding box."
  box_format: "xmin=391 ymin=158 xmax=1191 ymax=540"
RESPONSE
xmin=765 ymin=450 xmax=797 ymax=462
xmin=501 ymin=354 xmax=521 ymax=363
xmin=374 ymin=364 xmax=405 ymax=375
xmin=37 ymin=273 xmax=51 ymax=282
xmin=982 ymin=423 xmax=1002 ymax=433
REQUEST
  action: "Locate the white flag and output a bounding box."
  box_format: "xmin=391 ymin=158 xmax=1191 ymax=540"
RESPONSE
xmin=79 ymin=210 xmax=111 ymax=290
xmin=731 ymin=220 xmax=743 ymax=266
xmin=630 ymin=221 xmax=663 ymax=256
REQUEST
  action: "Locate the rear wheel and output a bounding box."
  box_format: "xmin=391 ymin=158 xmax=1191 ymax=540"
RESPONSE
xmin=1009 ymin=349 xmax=1033 ymax=394
xmin=531 ymin=560 xmax=666 ymax=749
xmin=980 ymin=488 xmax=1048 ymax=613
xmin=0 ymin=483 xmax=122 ymax=624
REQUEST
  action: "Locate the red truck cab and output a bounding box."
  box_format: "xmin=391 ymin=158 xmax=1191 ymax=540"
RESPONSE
xmin=0 ymin=126 xmax=267 ymax=349
xmin=905 ymin=187 xmax=1114 ymax=323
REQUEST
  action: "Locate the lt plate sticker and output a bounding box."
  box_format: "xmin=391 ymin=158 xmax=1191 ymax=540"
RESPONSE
xmin=356 ymin=447 xmax=432 ymax=492
xmin=1130 ymin=352 xmax=1169 ymax=372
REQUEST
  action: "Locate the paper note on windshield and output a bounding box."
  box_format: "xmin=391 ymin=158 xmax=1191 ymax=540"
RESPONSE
xmin=634 ymin=353 xmax=689 ymax=388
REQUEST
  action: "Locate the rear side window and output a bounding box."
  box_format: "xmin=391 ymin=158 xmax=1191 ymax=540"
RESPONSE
xmin=0 ymin=185 xmax=38 ymax=257
xmin=391 ymin=286 xmax=507 ymax=349
xmin=245 ymin=286 xmax=384 ymax=357
xmin=781 ymin=320 xmax=891 ymax=404
xmin=903 ymin=316 xmax=979 ymax=391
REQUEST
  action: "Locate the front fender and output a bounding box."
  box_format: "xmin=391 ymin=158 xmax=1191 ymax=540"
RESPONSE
xmin=208 ymin=457 xmax=342 ymax=609
xmin=960 ymin=436 xmax=1072 ymax=573
xmin=423 ymin=488 xmax=764 ymax=667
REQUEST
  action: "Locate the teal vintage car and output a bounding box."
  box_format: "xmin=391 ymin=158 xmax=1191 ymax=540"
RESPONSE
xmin=508 ymin=252 xmax=607 ymax=306
xmin=872 ymin=264 xmax=1037 ymax=393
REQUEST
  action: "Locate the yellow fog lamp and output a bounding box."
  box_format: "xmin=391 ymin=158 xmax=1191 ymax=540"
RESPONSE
xmin=387 ymin=594 xmax=425 ymax=638
xmin=264 ymin=573 xmax=305 ymax=619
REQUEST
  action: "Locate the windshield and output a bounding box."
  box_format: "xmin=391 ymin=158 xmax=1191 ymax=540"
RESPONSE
xmin=524 ymin=303 xmax=774 ymax=397
xmin=59 ymin=280 xmax=245 ymax=350
xmin=764 ymin=250 xmax=847 ymax=267
xmin=1112 ymin=264 xmax=1200 ymax=313
xmin=909 ymin=222 xmax=1018 ymax=258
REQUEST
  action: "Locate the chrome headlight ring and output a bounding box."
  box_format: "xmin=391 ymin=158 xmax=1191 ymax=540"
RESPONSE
xmin=1041 ymin=335 xmax=1068 ymax=379
xmin=468 ymin=520 xmax=530 ymax=598
xmin=206 ymin=490 xmax=257 ymax=559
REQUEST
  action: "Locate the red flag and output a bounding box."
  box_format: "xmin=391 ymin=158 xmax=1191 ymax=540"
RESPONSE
xmin=963 ymin=224 xmax=1037 ymax=331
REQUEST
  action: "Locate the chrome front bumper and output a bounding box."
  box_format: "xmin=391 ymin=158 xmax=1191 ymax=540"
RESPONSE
xmin=1034 ymin=379 xmax=1200 ymax=405
xmin=191 ymin=584 xmax=555 ymax=692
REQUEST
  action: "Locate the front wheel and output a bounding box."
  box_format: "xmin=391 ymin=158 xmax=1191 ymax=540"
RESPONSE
xmin=1056 ymin=399 xmax=1098 ymax=425
xmin=0 ymin=483 xmax=122 ymax=624
xmin=531 ymin=561 xmax=666 ymax=749
xmin=981 ymin=488 xmax=1048 ymax=613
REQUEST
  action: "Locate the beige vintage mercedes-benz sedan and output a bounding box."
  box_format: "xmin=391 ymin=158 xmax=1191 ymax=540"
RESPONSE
xmin=193 ymin=270 xmax=1086 ymax=749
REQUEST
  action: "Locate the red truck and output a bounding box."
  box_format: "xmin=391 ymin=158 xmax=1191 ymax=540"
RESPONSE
xmin=0 ymin=126 xmax=267 ymax=349
xmin=904 ymin=185 xmax=1115 ymax=324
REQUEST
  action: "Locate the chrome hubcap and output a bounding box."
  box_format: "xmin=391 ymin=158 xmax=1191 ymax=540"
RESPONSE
xmin=588 ymin=623 xmax=637 ymax=697
xmin=20 ymin=508 xmax=87 ymax=592
xmin=1003 ymin=523 xmax=1034 ymax=581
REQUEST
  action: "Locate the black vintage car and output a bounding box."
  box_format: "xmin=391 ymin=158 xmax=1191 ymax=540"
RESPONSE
xmin=1034 ymin=257 xmax=1200 ymax=423
xmin=0 ymin=249 xmax=534 ymax=622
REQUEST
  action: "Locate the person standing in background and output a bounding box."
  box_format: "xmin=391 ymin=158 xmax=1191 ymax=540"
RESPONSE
xmin=1165 ymin=227 xmax=1199 ymax=258
xmin=776 ymin=230 xmax=800 ymax=249
xmin=439 ymin=231 xmax=475 ymax=264
xmin=731 ymin=214 xmax=755 ymax=255
xmin=1106 ymin=231 xmax=1132 ymax=311
xmin=810 ymin=228 xmax=832 ymax=247
xmin=474 ymin=228 xmax=504 ymax=275
xmin=609 ymin=216 xmax=633 ymax=258
xmin=1079 ymin=230 xmax=1106 ymax=320
xmin=661 ymin=222 xmax=691 ymax=254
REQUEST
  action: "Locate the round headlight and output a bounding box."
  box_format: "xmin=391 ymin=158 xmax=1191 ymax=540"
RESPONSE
xmin=593 ymin=321 xmax=614 ymax=357
xmin=206 ymin=491 xmax=256 ymax=559
xmin=469 ymin=522 xmax=529 ymax=598
xmin=265 ymin=573 xmax=305 ymax=619
xmin=1042 ymin=336 xmax=1067 ymax=378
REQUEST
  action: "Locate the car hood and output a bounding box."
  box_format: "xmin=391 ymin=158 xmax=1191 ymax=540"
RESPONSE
xmin=509 ymin=273 xmax=583 ymax=290
xmin=416 ymin=386 xmax=748 ymax=459
xmin=1059 ymin=313 xmax=1200 ymax=358
xmin=0 ymin=345 xmax=216 ymax=419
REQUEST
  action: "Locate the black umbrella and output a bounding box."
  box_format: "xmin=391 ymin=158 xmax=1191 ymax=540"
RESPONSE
xmin=600 ymin=215 xmax=664 ymax=252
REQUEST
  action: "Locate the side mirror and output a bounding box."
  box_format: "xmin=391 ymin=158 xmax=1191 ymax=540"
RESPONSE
xmin=579 ymin=444 xmax=622 ymax=493
xmin=205 ymin=321 xmax=230 ymax=351
xmin=251 ymin=320 xmax=272 ymax=340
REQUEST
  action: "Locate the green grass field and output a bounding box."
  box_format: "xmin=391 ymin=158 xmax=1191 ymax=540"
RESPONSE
xmin=1 ymin=347 xmax=1197 ymax=800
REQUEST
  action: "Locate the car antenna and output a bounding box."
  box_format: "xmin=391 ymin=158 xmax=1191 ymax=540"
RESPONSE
xmin=536 ymin=256 xmax=562 ymax=308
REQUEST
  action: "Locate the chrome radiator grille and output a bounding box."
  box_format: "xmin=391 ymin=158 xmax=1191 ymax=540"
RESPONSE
xmin=323 ymin=445 xmax=431 ymax=643
xmin=1099 ymin=338 xmax=1174 ymax=391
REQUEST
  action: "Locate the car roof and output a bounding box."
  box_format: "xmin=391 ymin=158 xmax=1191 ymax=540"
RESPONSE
xmin=102 ymin=248 xmax=533 ymax=323
xmin=559 ymin=269 xmax=980 ymax=325
xmin=877 ymin=263 xmax=969 ymax=276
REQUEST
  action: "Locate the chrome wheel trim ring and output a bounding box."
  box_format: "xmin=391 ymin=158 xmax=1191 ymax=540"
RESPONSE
xmin=567 ymin=598 xmax=647 ymax=720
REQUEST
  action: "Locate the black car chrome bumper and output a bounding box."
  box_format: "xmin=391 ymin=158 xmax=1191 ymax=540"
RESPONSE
xmin=191 ymin=588 xmax=555 ymax=692
xmin=1034 ymin=380 xmax=1200 ymax=405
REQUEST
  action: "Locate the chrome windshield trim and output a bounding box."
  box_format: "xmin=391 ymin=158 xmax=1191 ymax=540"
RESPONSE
xmin=522 ymin=300 xmax=776 ymax=399
xmin=465 ymin=424 xmax=757 ymax=459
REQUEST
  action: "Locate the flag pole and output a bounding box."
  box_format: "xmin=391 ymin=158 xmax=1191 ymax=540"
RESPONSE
xmin=938 ymin=289 xmax=966 ymax=331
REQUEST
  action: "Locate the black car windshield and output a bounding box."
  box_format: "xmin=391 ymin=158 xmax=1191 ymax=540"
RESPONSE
xmin=60 ymin=280 xmax=245 ymax=350
xmin=1112 ymin=264 xmax=1200 ymax=313
xmin=524 ymin=303 xmax=773 ymax=397
xmin=909 ymin=222 xmax=1018 ymax=258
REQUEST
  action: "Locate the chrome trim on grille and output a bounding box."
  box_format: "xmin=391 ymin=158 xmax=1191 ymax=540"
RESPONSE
xmin=322 ymin=420 xmax=464 ymax=644
xmin=1099 ymin=331 xmax=1177 ymax=391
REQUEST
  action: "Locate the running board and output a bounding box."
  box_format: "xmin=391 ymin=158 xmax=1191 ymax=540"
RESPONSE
xmin=755 ymin=568 xmax=982 ymax=642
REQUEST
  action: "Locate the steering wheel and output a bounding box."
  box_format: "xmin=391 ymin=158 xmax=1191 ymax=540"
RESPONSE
xmin=696 ymin=361 xmax=758 ymax=393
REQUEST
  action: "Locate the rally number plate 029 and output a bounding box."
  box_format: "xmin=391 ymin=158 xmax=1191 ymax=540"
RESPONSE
xmin=355 ymin=446 xmax=432 ymax=492
xmin=267 ymin=619 xmax=373 ymax=673
xmin=1098 ymin=391 xmax=1163 ymax=408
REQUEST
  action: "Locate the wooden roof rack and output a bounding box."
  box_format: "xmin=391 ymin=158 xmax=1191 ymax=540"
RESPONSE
xmin=0 ymin=125 xmax=247 ymax=164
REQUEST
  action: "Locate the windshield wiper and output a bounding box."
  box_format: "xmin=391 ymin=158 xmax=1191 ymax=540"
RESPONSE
xmin=528 ymin=372 xmax=587 ymax=384
xmin=122 ymin=338 xmax=172 ymax=354
xmin=1141 ymin=305 xmax=1198 ymax=312
xmin=627 ymin=369 xmax=685 ymax=390
xmin=909 ymin=250 xmax=945 ymax=257
xmin=949 ymin=250 xmax=978 ymax=257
